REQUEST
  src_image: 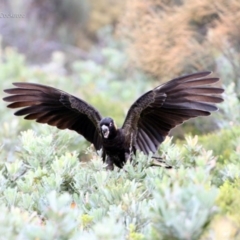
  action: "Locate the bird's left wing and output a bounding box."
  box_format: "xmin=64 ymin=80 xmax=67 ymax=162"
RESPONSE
xmin=122 ymin=72 xmax=224 ymax=154
xmin=3 ymin=82 xmax=103 ymax=150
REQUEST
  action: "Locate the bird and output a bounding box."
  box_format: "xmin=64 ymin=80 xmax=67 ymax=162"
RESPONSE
xmin=3 ymin=71 xmax=224 ymax=170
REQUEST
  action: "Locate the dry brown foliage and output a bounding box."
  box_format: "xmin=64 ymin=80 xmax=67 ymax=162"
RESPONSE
xmin=118 ymin=0 xmax=240 ymax=83
xmin=87 ymin=0 xmax=125 ymax=35
xmin=207 ymin=0 xmax=240 ymax=88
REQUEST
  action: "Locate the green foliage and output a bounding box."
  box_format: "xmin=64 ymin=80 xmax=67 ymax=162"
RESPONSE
xmin=151 ymin=183 xmax=217 ymax=240
xmin=196 ymin=125 xmax=240 ymax=186
xmin=217 ymin=179 xmax=240 ymax=225
xmin=1 ymin=130 xmax=238 ymax=239
xmin=198 ymin=126 xmax=240 ymax=163
xmin=218 ymin=83 xmax=240 ymax=126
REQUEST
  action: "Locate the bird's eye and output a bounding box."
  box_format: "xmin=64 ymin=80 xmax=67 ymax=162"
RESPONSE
xmin=109 ymin=122 xmax=112 ymax=127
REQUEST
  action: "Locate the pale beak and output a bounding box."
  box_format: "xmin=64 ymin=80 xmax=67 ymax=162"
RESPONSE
xmin=101 ymin=125 xmax=109 ymax=138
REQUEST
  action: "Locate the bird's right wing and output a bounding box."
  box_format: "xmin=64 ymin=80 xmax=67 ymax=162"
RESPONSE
xmin=122 ymin=72 xmax=224 ymax=154
xmin=3 ymin=82 xmax=103 ymax=150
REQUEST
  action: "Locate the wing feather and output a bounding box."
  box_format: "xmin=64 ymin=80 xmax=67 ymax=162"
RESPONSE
xmin=122 ymin=71 xmax=224 ymax=154
xmin=3 ymin=82 xmax=103 ymax=150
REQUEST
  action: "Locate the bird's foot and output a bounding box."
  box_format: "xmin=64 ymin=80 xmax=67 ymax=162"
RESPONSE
xmin=151 ymin=156 xmax=173 ymax=169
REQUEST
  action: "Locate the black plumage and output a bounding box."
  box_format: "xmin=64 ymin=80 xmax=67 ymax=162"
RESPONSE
xmin=3 ymin=71 xmax=224 ymax=169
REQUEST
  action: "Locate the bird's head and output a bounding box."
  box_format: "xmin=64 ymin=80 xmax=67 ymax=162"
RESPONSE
xmin=100 ymin=117 xmax=117 ymax=139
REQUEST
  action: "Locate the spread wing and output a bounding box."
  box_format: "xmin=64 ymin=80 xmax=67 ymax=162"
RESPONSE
xmin=3 ymin=82 xmax=103 ymax=150
xmin=122 ymin=71 xmax=224 ymax=154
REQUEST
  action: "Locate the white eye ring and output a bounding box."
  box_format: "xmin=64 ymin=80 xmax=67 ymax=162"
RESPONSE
xmin=109 ymin=122 xmax=112 ymax=127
